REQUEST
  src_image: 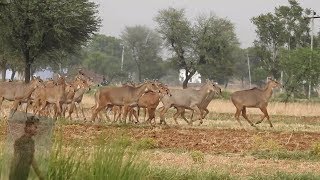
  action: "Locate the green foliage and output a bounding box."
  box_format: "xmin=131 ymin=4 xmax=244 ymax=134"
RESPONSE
xmin=47 ymin=143 xmax=81 ymax=179
xmin=251 ymin=150 xmax=320 ymax=161
xmin=0 ymin=0 xmax=101 ymax=81
xmin=80 ymin=34 xmax=128 ymax=82
xmin=310 ymin=141 xmax=320 ymax=156
xmin=249 ymin=172 xmax=320 ymax=180
xmin=251 ymin=0 xmax=310 ymax=81
xmin=280 ymin=48 xmax=320 ymax=99
xmin=251 ymin=135 xmax=282 ymax=152
xmin=121 ymin=25 xmax=164 ymax=82
xmin=218 ymin=91 xmax=232 ymax=100
xmin=190 ymin=150 xmax=205 ymax=163
xmin=149 ymin=168 xmax=233 ymax=180
xmin=155 ymin=8 xmax=239 ymax=88
xmin=134 ymin=138 xmax=158 ymax=150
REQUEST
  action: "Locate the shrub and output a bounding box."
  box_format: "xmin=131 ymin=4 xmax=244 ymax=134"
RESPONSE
xmin=310 ymin=141 xmax=320 ymax=157
xmin=134 ymin=138 xmax=158 ymax=150
xmin=190 ymin=150 xmax=205 ymax=163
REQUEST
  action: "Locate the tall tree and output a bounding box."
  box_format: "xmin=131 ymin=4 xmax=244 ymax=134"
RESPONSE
xmin=251 ymin=0 xmax=311 ymax=79
xmin=81 ymin=34 xmax=127 ymax=82
xmin=155 ymin=8 xmax=239 ymax=88
xmin=121 ymin=25 xmax=163 ymax=82
xmin=0 ymin=0 xmax=100 ymax=82
xmin=195 ymin=14 xmax=239 ymax=86
xmin=155 ymin=8 xmax=194 ymax=88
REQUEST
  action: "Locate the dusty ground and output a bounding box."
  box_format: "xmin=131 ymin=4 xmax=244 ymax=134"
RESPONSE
xmin=1 ymin=96 xmax=320 ymax=178
xmin=57 ymin=124 xmax=319 ymax=153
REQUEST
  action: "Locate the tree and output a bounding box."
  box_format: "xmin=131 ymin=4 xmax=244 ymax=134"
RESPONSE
xmin=155 ymin=8 xmax=194 ymax=88
xmin=280 ymin=48 xmax=320 ymax=98
xmin=251 ymin=0 xmax=311 ymax=80
xmin=80 ymin=34 xmax=127 ymax=82
xmin=155 ymin=8 xmax=239 ymax=88
xmin=251 ymin=13 xmax=286 ymax=79
xmin=121 ymin=25 xmax=163 ymax=82
xmin=194 ymin=14 xmax=239 ymax=86
xmin=0 ymin=0 xmax=100 ymax=82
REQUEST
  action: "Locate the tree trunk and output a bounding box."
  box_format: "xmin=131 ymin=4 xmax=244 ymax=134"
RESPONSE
xmin=24 ymin=51 xmax=31 ymax=83
xmin=182 ymin=69 xmax=195 ymax=89
xmin=224 ymin=78 xmax=229 ymax=89
xmin=137 ymin=64 xmax=142 ymax=82
xmin=10 ymin=69 xmax=16 ymax=81
xmin=1 ymin=69 xmax=5 ymax=81
xmin=1 ymin=57 xmax=6 ymax=81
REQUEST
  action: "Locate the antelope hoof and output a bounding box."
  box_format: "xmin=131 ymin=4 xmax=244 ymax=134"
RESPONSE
xmin=270 ymin=124 xmax=274 ymax=128
xmin=251 ymin=123 xmax=256 ymax=127
xmin=255 ymin=121 xmax=262 ymax=124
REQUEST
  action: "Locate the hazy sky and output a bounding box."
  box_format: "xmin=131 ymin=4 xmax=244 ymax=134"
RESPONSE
xmin=94 ymin=0 xmax=320 ymax=48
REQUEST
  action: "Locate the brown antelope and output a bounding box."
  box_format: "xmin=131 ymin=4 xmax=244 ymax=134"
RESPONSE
xmin=231 ymin=78 xmax=283 ymax=127
xmin=136 ymin=83 xmax=171 ymax=124
xmin=91 ymin=81 xmax=160 ymax=122
xmin=111 ymin=82 xmax=171 ymax=124
xmin=0 ymin=77 xmax=43 ymax=117
xmin=172 ymin=85 xmax=222 ymax=123
xmin=63 ymin=78 xmax=90 ymax=120
xmin=159 ymin=80 xmax=220 ymax=125
xmin=34 ymin=76 xmax=74 ymax=118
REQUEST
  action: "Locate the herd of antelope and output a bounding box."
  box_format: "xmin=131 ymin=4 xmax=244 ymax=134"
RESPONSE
xmin=0 ymin=71 xmax=283 ymax=127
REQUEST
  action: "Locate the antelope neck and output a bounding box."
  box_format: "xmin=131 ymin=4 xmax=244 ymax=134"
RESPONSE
xmin=263 ymin=82 xmax=274 ymax=100
xmin=24 ymin=83 xmax=38 ymax=99
xmin=198 ymin=85 xmax=211 ymax=99
xmin=132 ymin=83 xmax=149 ymax=99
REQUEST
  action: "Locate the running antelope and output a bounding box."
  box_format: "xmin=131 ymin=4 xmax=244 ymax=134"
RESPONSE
xmin=231 ymin=78 xmax=283 ymax=127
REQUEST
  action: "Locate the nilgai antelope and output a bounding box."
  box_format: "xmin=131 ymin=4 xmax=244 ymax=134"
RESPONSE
xmin=62 ymin=78 xmax=90 ymax=119
xmin=34 ymin=76 xmax=74 ymax=118
xmin=231 ymin=78 xmax=283 ymax=127
xmin=111 ymin=82 xmax=171 ymax=124
xmin=91 ymin=81 xmax=160 ymax=122
xmin=159 ymin=80 xmax=220 ymax=125
xmin=136 ymin=83 xmax=171 ymax=124
xmin=173 ymin=85 xmax=222 ymax=123
xmin=0 ymin=77 xmax=43 ymax=117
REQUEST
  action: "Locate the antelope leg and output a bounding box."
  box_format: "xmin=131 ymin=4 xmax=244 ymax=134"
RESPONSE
xmin=234 ymin=108 xmax=243 ymax=126
xmin=242 ymin=107 xmax=255 ymax=127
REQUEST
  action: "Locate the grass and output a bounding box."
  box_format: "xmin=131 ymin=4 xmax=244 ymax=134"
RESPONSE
xmin=148 ymin=168 xmax=233 ymax=180
xmin=250 ymin=140 xmax=320 ymax=161
xmin=2 ymin=131 xmax=320 ymax=180
xmin=190 ymin=150 xmax=205 ymax=163
xmin=249 ymin=172 xmax=320 ymax=180
xmin=251 ymin=150 xmax=320 ymax=161
xmin=134 ymin=137 xmax=158 ymax=150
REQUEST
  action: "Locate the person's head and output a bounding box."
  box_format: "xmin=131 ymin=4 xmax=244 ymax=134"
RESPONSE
xmin=24 ymin=116 xmax=40 ymax=136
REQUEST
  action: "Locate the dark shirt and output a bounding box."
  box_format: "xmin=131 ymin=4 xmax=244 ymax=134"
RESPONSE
xmin=9 ymin=134 xmax=35 ymax=180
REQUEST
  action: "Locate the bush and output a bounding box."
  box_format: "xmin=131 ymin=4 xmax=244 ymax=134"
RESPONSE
xmin=310 ymin=141 xmax=320 ymax=157
xmin=219 ymin=91 xmax=232 ymax=100
xmin=134 ymin=138 xmax=158 ymax=150
xmin=190 ymin=150 xmax=205 ymax=163
xmin=251 ymin=135 xmax=282 ymax=152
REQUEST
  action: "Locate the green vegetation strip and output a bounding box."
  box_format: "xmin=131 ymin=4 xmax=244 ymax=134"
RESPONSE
xmin=1 ymin=136 xmax=320 ymax=180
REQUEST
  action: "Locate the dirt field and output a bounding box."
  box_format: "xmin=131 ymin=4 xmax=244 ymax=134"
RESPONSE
xmin=58 ymin=124 xmax=319 ymax=153
xmin=1 ymin=94 xmax=320 ymax=178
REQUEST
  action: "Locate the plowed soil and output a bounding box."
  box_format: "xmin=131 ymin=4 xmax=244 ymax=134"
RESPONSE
xmin=59 ymin=124 xmax=320 ymax=153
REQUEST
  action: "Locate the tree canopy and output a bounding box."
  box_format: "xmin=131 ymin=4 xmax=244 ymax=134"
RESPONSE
xmin=0 ymin=0 xmax=100 ymax=82
xmin=155 ymin=8 xmax=239 ymax=88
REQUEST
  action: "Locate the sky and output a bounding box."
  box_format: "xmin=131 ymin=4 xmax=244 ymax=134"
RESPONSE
xmin=93 ymin=0 xmax=320 ymax=48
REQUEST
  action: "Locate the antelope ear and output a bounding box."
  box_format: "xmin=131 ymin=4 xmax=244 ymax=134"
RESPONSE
xmin=57 ymin=74 xmax=61 ymax=78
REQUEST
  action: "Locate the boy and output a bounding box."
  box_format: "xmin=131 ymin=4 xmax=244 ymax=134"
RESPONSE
xmin=9 ymin=116 xmax=44 ymax=180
